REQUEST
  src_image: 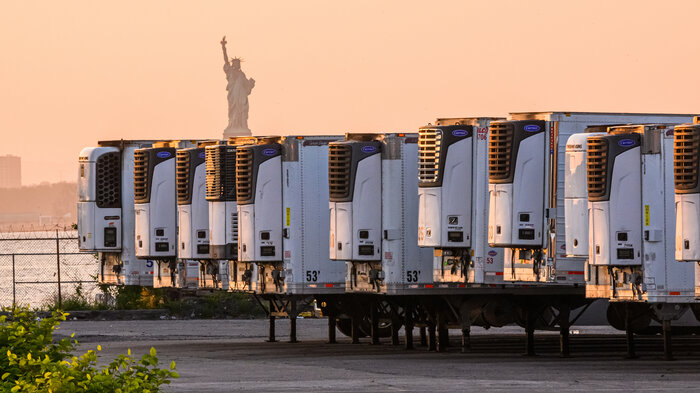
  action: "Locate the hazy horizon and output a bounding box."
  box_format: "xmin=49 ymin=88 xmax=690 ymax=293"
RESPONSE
xmin=2 ymin=0 xmax=700 ymax=185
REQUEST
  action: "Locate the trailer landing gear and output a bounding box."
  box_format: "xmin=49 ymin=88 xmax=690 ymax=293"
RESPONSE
xmin=327 ymin=311 xmax=337 ymax=344
xmin=404 ymin=304 xmax=414 ymax=350
xmin=558 ymin=305 xmax=571 ymax=358
xmin=524 ymin=307 xmax=536 ymax=357
xmin=624 ymin=304 xmax=638 ymax=359
xmin=662 ymin=319 xmax=673 ymax=361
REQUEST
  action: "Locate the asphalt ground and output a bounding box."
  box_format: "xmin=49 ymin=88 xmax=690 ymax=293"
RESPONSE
xmin=56 ymin=319 xmax=700 ymax=392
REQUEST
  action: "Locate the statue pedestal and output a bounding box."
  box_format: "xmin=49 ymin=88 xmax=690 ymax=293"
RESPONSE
xmin=223 ymin=127 xmax=252 ymax=139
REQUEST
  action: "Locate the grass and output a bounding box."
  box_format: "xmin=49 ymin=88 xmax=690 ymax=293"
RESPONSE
xmin=46 ymin=283 xmax=267 ymax=318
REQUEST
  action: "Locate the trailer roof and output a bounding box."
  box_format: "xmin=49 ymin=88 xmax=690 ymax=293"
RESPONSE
xmin=509 ymin=111 xmax=699 ymax=117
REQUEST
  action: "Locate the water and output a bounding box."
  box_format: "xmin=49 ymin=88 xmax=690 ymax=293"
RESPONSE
xmin=0 ymin=230 xmax=100 ymax=308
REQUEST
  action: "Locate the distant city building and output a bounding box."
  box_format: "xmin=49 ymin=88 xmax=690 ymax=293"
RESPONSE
xmin=0 ymin=155 xmax=21 ymax=188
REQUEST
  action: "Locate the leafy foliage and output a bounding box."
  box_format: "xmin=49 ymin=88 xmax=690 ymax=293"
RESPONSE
xmin=0 ymin=307 xmax=178 ymax=392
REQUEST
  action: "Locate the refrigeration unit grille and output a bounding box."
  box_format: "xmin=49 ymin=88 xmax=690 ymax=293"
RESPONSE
xmin=488 ymin=122 xmax=514 ymax=181
xmin=206 ymin=147 xmax=237 ymax=201
xmin=418 ymin=128 xmax=442 ymax=184
xmin=328 ymin=144 xmax=352 ymax=200
xmin=235 ymin=148 xmax=254 ymax=202
xmin=176 ymin=150 xmax=190 ymax=204
xmin=205 ymin=147 xmax=221 ymax=200
xmin=587 ymin=137 xmax=609 ymax=200
xmin=95 ymin=152 xmax=121 ymax=208
xmin=231 ymin=211 xmax=238 ymax=241
xmin=133 ymin=150 xmax=149 ymax=204
xmin=674 ymin=126 xmax=700 ymax=192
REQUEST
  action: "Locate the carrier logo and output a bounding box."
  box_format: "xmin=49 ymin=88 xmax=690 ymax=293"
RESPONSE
xmin=262 ymin=148 xmax=277 ymax=156
xmin=198 ymin=152 xmax=205 ymax=159
xmin=452 ymin=129 xmax=468 ymax=137
xmin=618 ymin=139 xmax=635 ymax=147
xmin=488 ymin=250 xmax=498 ymax=256
xmin=524 ymin=124 xmax=541 ymax=132
xmin=361 ymin=146 xmax=377 ymax=153
xmin=156 ymin=151 xmax=171 ymax=158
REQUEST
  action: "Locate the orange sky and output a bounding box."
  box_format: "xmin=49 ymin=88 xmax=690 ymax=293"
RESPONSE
xmin=1 ymin=0 xmax=699 ymax=185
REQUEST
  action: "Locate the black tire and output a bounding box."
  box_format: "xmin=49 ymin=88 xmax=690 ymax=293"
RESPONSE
xmin=336 ymin=318 xmax=367 ymax=338
xmin=358 ymin=317 xmax=395 ymax=338
xmin=606 ymin=302 xmax=652 ymax=332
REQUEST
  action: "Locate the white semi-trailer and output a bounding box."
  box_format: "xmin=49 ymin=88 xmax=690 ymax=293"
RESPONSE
xmin=205 ymin=141 xmax=242 ymax=291
xmin=235 ymin=136 xmax=345 ymax=295
xmin=234 ymin=135 xmax=346 ymax=342
xmin=175 ymin=146 xmax=211 ymax=289
xmin=417 ymin=117 xmax=505 ymax=285
xmin=564 ymin=127 xmax=609 ymax=260
xmin=587 ymin=125 xmax=695 ymax=301
xmin=134 ymin=141 xmax=197 ymax=287
xmin=585 ymin=124 xmax=697 ymax=359
xmin=328 ymin=133 xmax=432 ymax=295
xmin=327 ymin=133 xmax=432 ymax=344
xmin=78 ymin=140 xmax=156 ymax=286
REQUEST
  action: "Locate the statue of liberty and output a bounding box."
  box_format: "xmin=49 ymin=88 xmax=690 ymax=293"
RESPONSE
xmin=221 ymin=36 xmax=255 ymax=137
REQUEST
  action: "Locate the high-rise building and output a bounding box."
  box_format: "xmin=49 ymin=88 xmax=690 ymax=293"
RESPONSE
xmin=0 ymin=155 xmax=21 ymax=188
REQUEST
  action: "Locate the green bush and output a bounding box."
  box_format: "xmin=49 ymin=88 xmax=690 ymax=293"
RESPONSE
xmin=49 ymin=283 xmax=111 ymax=312
xmin=0 ymin=307 xmax=178 ymax=392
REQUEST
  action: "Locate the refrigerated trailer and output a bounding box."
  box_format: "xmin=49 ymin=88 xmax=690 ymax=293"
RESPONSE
xmin=417 ymin=117 xmax=505 ymax=285
xmin=176 ymin=145 xmax=221 ymax=289
xmin=78 ymin=140 xmax=157 ymax=286
xmin=488 ymin=112 xmax=697 ymax=284
xmin=233 ymin=135 xmax=349 ymax=342
xmin=587 ymin=125 xmax=695 ymax=301
xmin=584 ymin=124 xmax=699 ymax=359
xmin=328 ymin=133 xmax=432 ymax=295
xmin=564 ymin=126 xmax=613 ymax=259
xmin=673 ymin=122 xmax=700 ymax=337
xmin=134 ymin=141 xmax=198 ymax=287
xmin=205 ymin=140 xmax=244 ymax=292
xmin=235 ymin=135 xmax=345 ymax=296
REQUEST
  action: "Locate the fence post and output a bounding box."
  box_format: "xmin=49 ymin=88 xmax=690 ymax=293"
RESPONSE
xmin=12 ymin=254 xmax=16 ymax=308
xmin=56 ymin=229 xmax=62 ymax=309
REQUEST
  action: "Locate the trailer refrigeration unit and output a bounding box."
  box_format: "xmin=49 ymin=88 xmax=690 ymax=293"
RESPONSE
xmin=586 ymin=124 xmax=696 ymax=359
xmin=488 ymin=112 xmax=697 ymax=285
xmin=78 ymin=140 xmax=156 ymax=286
xmin=417 ymin=117 xmax=505 ymax=286
xmin=134 ymin=141 xmax=196 ymax=287
xmin=235 ymin=136 xmax=345 ymax=295
xmin=329 ymin=133 xmax=432 ymax=295
xmin=235 ymin=137 xmax=283 ymax=297
xmin=564 ymin=126 xmax=610 ymax=260
xmin=175 ymin=146 xmax=214 ymax=289
xmin=205 ymin=141 xmax=241 ymax=291
xmin=674 ymin=123 xmax=700 ymax=298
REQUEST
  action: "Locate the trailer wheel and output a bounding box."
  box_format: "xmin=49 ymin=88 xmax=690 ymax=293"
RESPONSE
xmin=359 ymin=318 xmax=395 ymax=338
xmin=606 ymin=302 xmax=652 ymax=332
xmin=335 ymin=318 xmax=367 ymax=338
xmin=690 ymin=304 xmax=700 ymax=323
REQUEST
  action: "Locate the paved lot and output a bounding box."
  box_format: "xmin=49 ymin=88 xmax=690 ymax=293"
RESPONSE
xmin=57 ymin=319 xmax=700 ymax=392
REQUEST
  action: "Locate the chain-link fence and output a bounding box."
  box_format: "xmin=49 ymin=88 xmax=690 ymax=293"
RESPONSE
xmin=0 ymin=227 xmax=99 ymax=309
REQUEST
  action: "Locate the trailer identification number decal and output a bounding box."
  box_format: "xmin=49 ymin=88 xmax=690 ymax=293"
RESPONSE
xmin=644 ymin=205 xmax=650 ymax=226
xmin=406 ymin=270 xmax=420 ymax=282
xmin=306 ymin=270 xmax=319 ymax=282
